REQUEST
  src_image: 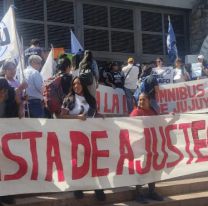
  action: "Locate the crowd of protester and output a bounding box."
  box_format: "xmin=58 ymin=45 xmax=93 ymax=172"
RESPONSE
xmin=0 ymin=37 xmax=208 ymax=204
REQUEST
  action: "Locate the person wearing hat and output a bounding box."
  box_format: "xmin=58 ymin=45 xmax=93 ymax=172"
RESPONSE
xmin=122 ymin=57 xmax=140 ymax=113
xmin=105 ymin=62 xmax=124 ymax=89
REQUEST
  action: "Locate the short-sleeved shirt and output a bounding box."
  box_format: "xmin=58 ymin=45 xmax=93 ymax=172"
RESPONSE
xmin=107 ymin=71 xmax=125 ymax=88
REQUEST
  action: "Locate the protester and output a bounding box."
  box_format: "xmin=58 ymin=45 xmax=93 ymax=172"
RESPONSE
xmin=59 ymin=76 xmax=105 ymax=201
xmin=134 ymin=65 xmax=159 ymax=113
xmin=0 ymin=77 xmax=20 ymax=204
xmin=191 ymin=54 xmax=208 ymax=80
xmin=105 ymin=62 xmax=124 ymax=89
xmin=59 ymin=76 xmax=96 ymax=119
xmin=173 ymin=57 xmax=190 ymax=83
xmin=152 ymin=57 xmax=174 ymax=84
xmin=79 ymin=50 xmax=99 ymax=98
xmin=122 ymin=57 xmax=139 ymax=113
xmin=130 ymin=92 xmax=163 ymax=203
xmin=56 ymin=53 xmax=73 ymax=97
xmin=24 ymin=38 xmax=45 ymax=66
xmin=24 ymin=55 xmax=44 ymax=118
xmin=3 ymin=60 xmax=28 ymax=117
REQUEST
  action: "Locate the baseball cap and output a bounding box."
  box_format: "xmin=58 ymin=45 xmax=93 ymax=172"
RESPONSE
xmin=128 ymin=57 xmax=134 ymax=63
xmin=198 ymin=54 xmax=204 ymax=59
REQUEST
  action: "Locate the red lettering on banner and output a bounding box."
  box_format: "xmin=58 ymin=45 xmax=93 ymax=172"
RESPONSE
xmin=160 ymin=103 xmax=168 ymax=114
xmin=2 ymin=133 xmax=28 ymax=181
xmin=196 ymin=84 xmax=205 ymax=97
xmin=96 ymin=91 xmax=101 ymax=112
xmin=91 ymin=131 xmax=109 ymax=177
xmin=116 ymin=130 xmax=135 ymax=175
xmin=151 ymin=127 xmax=168 ymax=170
xmin=22 ymin=132 xmax=42 ymax=180
xmin=192 ymin=120 xmax=208 ymax=162
xmin=112 ymin=94 xmax=119 ymax=113
xmin=179 ymin=123 xmax=193 ymax=164
xmin=123 ymin=95 xmax=128 ymax=114
xmin=166 ymin=125 xmax=184 ymax=168
xmin=45 ymin=132 xmax=65 ymax=182
xmin=104 ymin=93 xmax=111 ymax=113
xmin=70 ymin=131 xmax=91 ymax=180
xmin=135 ymin=128 xmax=152 ymax=174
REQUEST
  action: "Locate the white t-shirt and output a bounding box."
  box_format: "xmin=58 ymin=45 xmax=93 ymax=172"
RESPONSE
xmin=69 ymin=94 xmax=89 ymax=115
xmin=174 ymin=68 xmax=186 ymax=83
xmin=122 ymin=64 xmax=139 ymax=90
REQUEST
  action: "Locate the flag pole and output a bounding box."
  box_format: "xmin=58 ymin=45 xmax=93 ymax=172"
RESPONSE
xmin=11 ymin=5 xmax=30 ymax=117
xmin=11 ymin=5 xmax=25 ymax=81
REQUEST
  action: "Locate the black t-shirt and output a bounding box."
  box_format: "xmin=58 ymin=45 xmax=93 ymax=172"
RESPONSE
xmin=107 ymin=71 xmax=124 ymax=88
xmin=25 ymin=47 xmax=43 ymax=65
xmin=61 ymin=73 xmax=73 ymax=96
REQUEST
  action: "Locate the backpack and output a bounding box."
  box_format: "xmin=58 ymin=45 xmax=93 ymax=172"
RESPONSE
xmin=79 ymin=64 xmax=94 ymax=86
xmin=133 ymin=75 xmax=155 ymax=103
xmin=43 ymin=74 xmax=64 ymax=114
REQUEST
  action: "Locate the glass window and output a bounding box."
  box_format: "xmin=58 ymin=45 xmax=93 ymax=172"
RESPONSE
xmin=17 ymin=22 xmax=45 ymax=47
xmin=83 ymin=4 xmax=108 ymax=27
xmin=142 ymin=34 xmax=163 ymax=55
xmin=48 ymin=25 xmax=71 ymax=49
xmin=141 ymin=11 xmax=162 ymax=32
xmin=84 ymin=29 xmax=109 ymax=51
xmin=47 ymin=0 xmax=74 ymax=24
xmin=164 ymin=14 xmax=184 ymax=34
xmin=111 ymin=31 xmax=134 ymax=53
xmin=0 ymin=1 xmax=3 ymax=20
xmin=15 ymin=0 xmax=44 ymax=21
xmin=110 ymin=7 xmax=133 ymax=30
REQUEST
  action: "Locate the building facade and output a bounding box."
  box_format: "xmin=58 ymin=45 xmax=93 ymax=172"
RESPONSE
xmin=0 ymin=0 xmax=199 ymax=64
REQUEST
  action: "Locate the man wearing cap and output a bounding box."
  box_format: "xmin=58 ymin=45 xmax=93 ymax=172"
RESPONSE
xmin=122 ymin=57 xmax=140 ymax=113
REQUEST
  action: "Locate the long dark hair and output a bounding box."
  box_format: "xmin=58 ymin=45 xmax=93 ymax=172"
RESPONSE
xmin=0 ymin=77 xmax=18 ymax=117
xmin=57 ymin=53 xmax=71 ymax=73
xmin=63 ymin=76 xmax=97 ymax=113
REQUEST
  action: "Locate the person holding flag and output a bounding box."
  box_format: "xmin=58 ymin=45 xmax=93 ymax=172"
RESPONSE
xmin=167 ymin=16 xmax=178 ymax=63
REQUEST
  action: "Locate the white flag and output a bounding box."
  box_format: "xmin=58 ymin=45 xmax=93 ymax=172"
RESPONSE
xmin=71 ymin=30 xmax=84 ymax=54
xmin=41 ymin=48 xmax=54 ymax=81
xmin=0 ymin=6 xmax=19 ymax=62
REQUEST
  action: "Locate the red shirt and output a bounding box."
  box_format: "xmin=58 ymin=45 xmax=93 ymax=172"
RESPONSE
xmin=130 ymin=107 xmax=157 ymax=117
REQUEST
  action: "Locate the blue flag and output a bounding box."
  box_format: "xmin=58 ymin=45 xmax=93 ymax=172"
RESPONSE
xmin=70 ymin=30 xmax=84 ymax=54
xmin=167 ymin=17 xmax=178 ymax=63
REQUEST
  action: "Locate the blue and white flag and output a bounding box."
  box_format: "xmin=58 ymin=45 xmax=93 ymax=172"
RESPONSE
xmin=0 ymin=6 xmax=19 ymax=62
xmin=70 ymin=30 xmax=84 ymax=54
xmin=167 ymin=16 xmax=178 ymax=63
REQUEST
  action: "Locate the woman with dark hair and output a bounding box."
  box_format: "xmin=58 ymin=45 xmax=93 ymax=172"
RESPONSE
xmin=56 ymin=53 xmax=73 ymax=97
xmin=59 ymin=76 xmax=96 ymax=119
xmin=130 ymin=92 xmax=163 ymax=203
xmin=59 ymin=77 xmax=105 ymax=201
xmin=0 ymin=77 xmax=19 ymax=118
xmin=79 ymin=50 xmax=99 ymax=98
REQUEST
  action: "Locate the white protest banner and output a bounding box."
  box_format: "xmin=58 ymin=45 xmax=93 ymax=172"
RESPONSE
xmin=0 ymin=115 xmax=208 ymax=196
xmin=157 ymin=78 xmax=208 ymax=114
xmin=191 ymin=63 xmax=202 ymax=79
xmin=152 ymin=67 xmax=174 ymax=84
xmin=96 ymin=85 xmax=127 ymax=115
xmin=0 ymin=6 xmax=19 ymax=62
